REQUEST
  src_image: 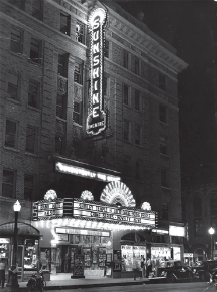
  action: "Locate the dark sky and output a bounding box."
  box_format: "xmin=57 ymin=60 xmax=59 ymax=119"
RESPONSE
xmin=118 ymin=1 xmax=217 ymax=187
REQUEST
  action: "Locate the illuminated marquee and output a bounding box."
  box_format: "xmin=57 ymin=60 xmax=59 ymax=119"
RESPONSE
xmin=33 ymin=199 xmax=63 ymax=221
xmin=73 ymin=198 xmax=156 ymax=228
xmin=55 ymin=162 xmax=120 ymax=182
xmin=87 ymin=7 xmax=107 ymax=135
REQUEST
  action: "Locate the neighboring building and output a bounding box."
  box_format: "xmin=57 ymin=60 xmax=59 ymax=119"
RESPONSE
xmin=181 ymin=10 xmax=217 ymax=263
xmin=0 ymin=0 xmax=187 ymax=280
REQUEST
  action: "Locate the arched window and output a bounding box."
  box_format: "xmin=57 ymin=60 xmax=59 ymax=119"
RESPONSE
xmin=210 ymin=194 xmax=217 ymax=229
xmin=193 ymin=195 xmax=203 ymax=235
xmin=193 ymin=195 xmax=202 ymax=217
xmin=194 ymin=248 xmax=206 ymax=261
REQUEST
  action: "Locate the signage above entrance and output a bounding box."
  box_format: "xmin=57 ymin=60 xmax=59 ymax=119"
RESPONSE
xmin=55 ymin=162 xmax=120 ymax=182
xmin=86 ymin=7 xmax=107 ymax=136
xmin=56 ymin=227 xmax=110 ymax=237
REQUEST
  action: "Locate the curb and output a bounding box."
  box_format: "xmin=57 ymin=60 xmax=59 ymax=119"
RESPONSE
xmin=44 ymin=280 xmax=148 ymax=290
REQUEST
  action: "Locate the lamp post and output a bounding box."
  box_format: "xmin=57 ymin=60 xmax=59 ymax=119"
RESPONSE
xmin=7 ymin=200 xmax=21 ymax=288
xmin=209 ymin=227 xmax=215 ymax=260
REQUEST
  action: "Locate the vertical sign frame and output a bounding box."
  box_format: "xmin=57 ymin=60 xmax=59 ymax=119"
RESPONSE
xmin=87 ymin=7 xmax=107 ymax=135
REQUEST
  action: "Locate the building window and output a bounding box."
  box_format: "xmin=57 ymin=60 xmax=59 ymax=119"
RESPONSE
xmin=123 ymin=84 xmax=129 ymax=106
xmin=58 ymin=53 xmax=68 ymax=78
xmin=135 ymin=160 xmax=141 ymax=180
xmin=73 ymin=140 xmax=82 ymax=158
xmin=26 ymin=125 xmax=36 ymax=153
xmin=162 ymin=203 xmax=169 ymax=220
xmin=76 ymin=21 xmax=85 ymax=44
xmin=74 ymin=63 xmax=83 ymax=84
xmin=159 ymin=104 xmax=167 ymax=123
xmin=2 ymin=169 xmax=15 ymax=198
xmin=159 ymin=73 xmax=166 ymax=91
xmin=10 ymin=27 xmax=22 ymax=54
xmin=123 ymin=50 xmax=128 ymax=69
xmin=135 ymin=57 xmax=140 ymax=75
xmin=104 ymin=40 xmax=109 ymax=58
xmin=135 ymin=124 xmax=141 ymax=145
xmin=161 ymin=169 xmax=168 ymax=187
xmin=32 ymin=0 xmax=42 ymax=20
xmin=7 ymin=72 xmax=19 ymax=100
xmin=55 ymin=136 xmax=64 ymax=155
xmin=24 ymin=174 xmax=34 ymax=201
xmin=73 ymin=101 xmax=82 ymax=125
xmin=194 ymin=218 xmax=203 ymax=235
xmin=5 ymin=120 xmax=17 ymax=148
xmin=160 ymin=137 xmax=167 ymax=155
xmin=210 ymin=194 xmax=217 ymax=229
xmin=60 ymin=12 xmax=71 ymax=36
xmin=30 ymin=38 xmax=42 ymax=64
xmin=123 ymin=119 xmax=130 ymax=142
xmin=56 ymin=94 xmax=67 ymax=120
xmin=103 ymin=76 xmax=108 ymax=97
xmin=28 ymin=79 xmax=39 ymax=108
xmin=193 ymin=195 xmax=202 ymax=217
xmin=9 ymin=0 xmax=25 ymax=10
xmin=123 ymin=155 xmax=131 ymax=177
xmin=135 ymin=89 xmax=140 ymax=111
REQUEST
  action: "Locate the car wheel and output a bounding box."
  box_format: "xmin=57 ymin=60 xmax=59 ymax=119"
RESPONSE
xmin=188 ymin=272 xmax=193 ymax=282
xmin=167 ymin=273 xmax=175 ymax=283
xmin=201 ymin=272 xmax=209 ymax=282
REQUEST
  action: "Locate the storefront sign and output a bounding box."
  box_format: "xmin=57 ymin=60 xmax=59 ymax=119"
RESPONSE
xmin=86 ymin=7 xmax=107 ymax=135
xmin=56 ymin=227 xmax=110 ymax=237
xmin=169 ymin=225 xmax=185 ymax=237
xmin=0 ymin=238 xmax=10 ymax=244
xmin=184 ymin=253 xmax=193 ymax=257
xmin=33 ymin=199 xmax=63 ymax=221
xmin=73 ymin=199 xmax=156 ymax=228
xmin=56 ymin=234 xmax=69 ymax=241
xmin=55 ymin=162 xmax=120 ymax=182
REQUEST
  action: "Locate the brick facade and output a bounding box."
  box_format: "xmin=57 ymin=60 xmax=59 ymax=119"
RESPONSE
xmin=0 ymin=0 xmax=187 ymax=234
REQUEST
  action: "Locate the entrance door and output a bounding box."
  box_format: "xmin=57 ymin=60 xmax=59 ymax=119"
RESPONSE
xmin=62 ymin=246 xmax=70 ymax=273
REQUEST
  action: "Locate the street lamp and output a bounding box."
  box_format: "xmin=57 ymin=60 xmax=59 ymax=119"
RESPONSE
xmin=7 ymin=200 xmax=21 ymax=288
xmin=209 ymin=227 xmax=215 ymax=260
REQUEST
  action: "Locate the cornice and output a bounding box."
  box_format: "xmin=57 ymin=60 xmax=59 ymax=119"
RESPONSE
xmin=105 ymin=3 xmax=188 ymax=74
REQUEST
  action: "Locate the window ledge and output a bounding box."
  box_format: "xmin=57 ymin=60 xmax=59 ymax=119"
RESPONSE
xmin=25 ymin=152 xmax=39 ymax=158
xmin=159 ymin=121 xmax=169 ymax=127
xmin=135 ymin=143 xmax=143 ymax=148
xmin=161 ymin=185 xmax=171 ymax=190
xmin=9 ymin=50 xmax=24 ymax=59
xmin=123 ymin=104 xmax=131 ymax=109
xmin=28 ymin=58 xmax=43 ymax=68
xmin=123 ymin=140 xmax=132 ymax=145
xmin=6 ymin=95 xmax=20 ymax=104
xmin=135 ymin=109 xmax=142 ymax=113
xmin=4 ymin=146 xmax=20 ymax=153
xmin=27 ymin=105 xmax=41 ymax=113
xmin=56 ymin=117 xmax=67 ymax=123
xmin=73 ymin=122 xmax=83 ymax=128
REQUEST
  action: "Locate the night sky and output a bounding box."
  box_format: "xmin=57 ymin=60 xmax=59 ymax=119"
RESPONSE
xmin=117 ymin=0 xmax=217 ymax=187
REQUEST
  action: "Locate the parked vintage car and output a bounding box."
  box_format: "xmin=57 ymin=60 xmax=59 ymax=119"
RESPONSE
xmin=192 ymin=260 xmax=217 ymax=282
xmin=157 ymin=260 xmax=193 ymax=283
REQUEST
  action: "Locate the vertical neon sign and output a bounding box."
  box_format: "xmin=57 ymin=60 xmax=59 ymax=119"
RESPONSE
xmin=87 ymin=8 xmax=107 ymax=136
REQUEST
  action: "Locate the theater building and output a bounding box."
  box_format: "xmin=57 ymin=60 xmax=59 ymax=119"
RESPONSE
xmin=0 ymin=0 xmax=187 ymax=280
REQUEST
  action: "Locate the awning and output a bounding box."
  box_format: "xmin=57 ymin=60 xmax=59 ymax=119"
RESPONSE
xmin=0 ymin=222 xmax=40 ymax=237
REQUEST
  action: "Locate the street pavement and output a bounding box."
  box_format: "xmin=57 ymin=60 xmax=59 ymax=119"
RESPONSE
xmin=1 ymin=273 xmax=217 ymax=292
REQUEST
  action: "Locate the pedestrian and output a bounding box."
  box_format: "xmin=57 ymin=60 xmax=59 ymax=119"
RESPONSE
xmin=141 ymin=256 xmax=146 ymax=278
xmin=132 ymin=255 xmax=138 ymax=280
xmin=36 ymin=255 xmax=43 ymax=273
xmin=146 ymin=258 xmax=152 ymax=278
xmin=0 ymin=259 xmax=6 ymax=288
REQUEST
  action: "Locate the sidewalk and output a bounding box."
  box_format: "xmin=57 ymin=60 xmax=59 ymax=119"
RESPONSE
xmin=3 ymin=273 xmax=150 ymax=291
